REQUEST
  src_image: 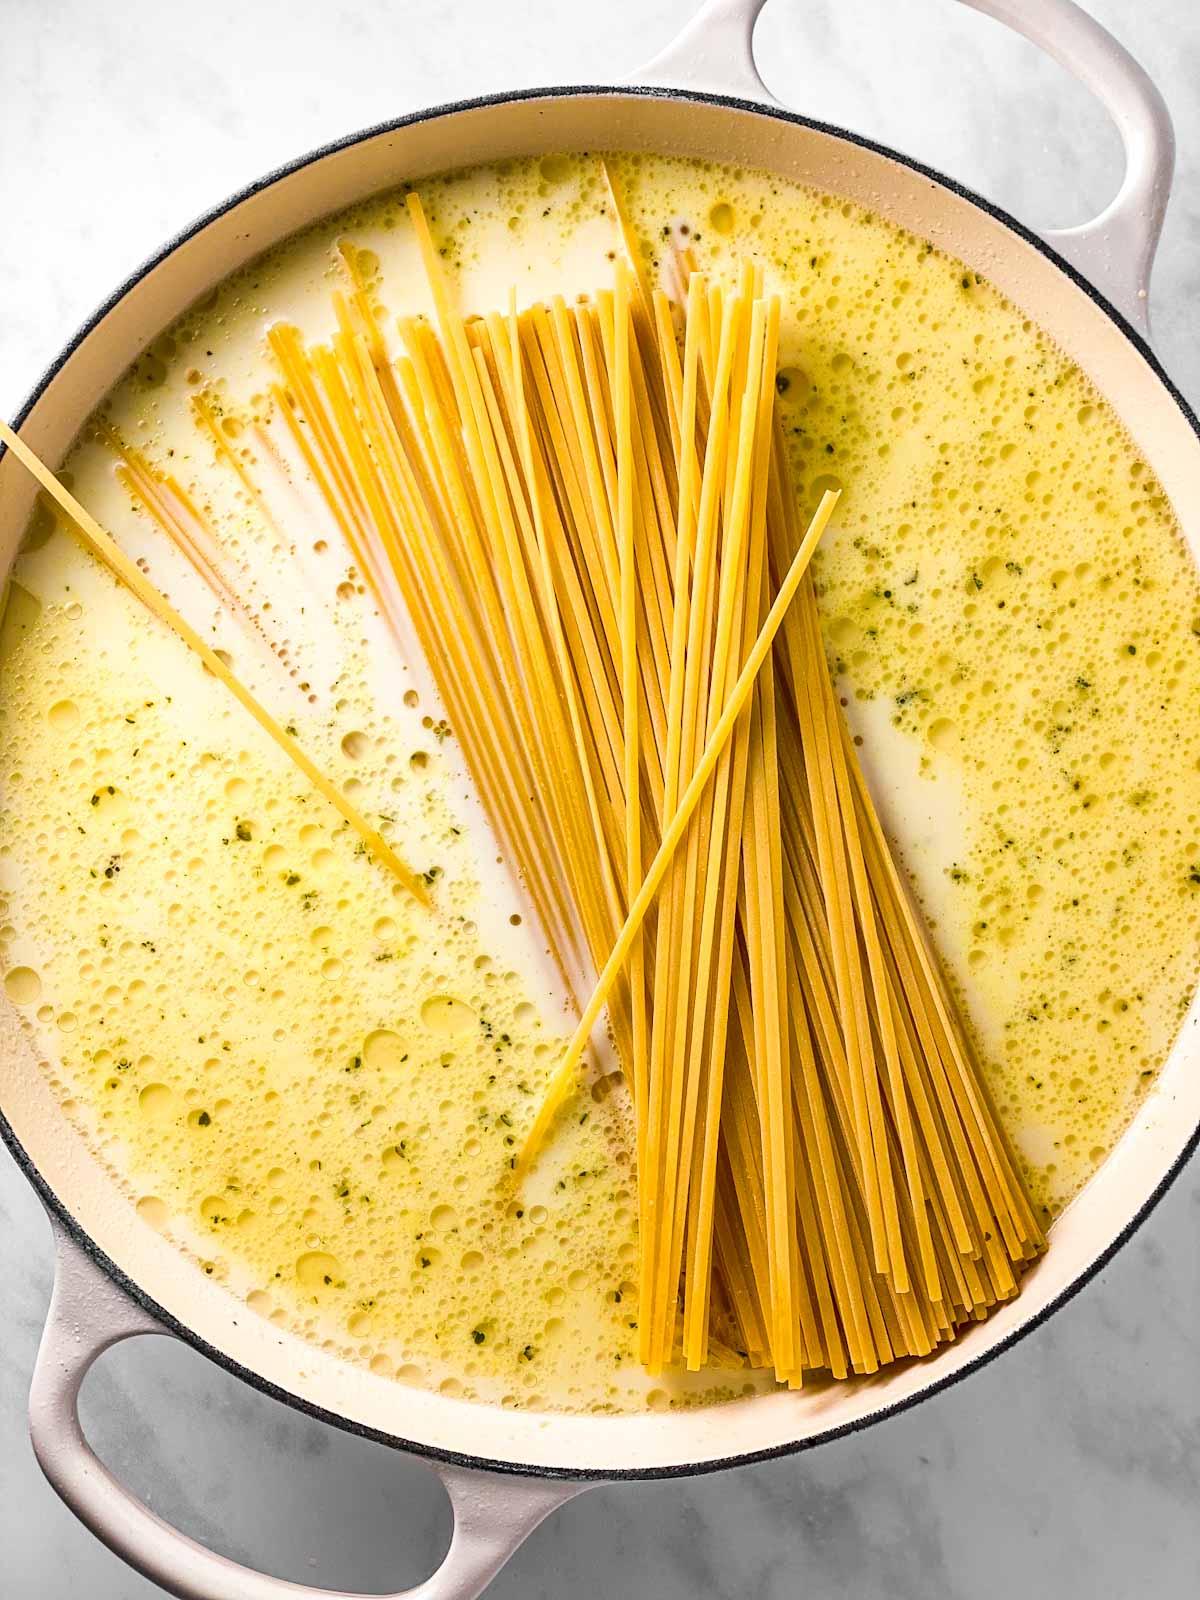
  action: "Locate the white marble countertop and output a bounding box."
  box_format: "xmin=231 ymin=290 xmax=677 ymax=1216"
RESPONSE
xmin=2 ymin=2 xmax=1198 ymax=1595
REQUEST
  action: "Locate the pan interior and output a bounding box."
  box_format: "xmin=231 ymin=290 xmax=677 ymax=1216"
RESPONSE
xmin=3 ymin=91 xmax=1200 ymax=1475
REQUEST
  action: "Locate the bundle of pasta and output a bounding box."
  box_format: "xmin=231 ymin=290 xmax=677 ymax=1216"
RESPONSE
xmin=261 ymin=190 xmax=1044 ymax=1383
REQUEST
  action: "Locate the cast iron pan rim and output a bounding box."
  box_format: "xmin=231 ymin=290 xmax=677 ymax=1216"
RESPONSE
xmin=3 ymin=81 xmax=1199 ymax=1484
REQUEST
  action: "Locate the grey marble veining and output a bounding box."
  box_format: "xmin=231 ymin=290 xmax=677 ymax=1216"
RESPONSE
xmin=2 ymin=2 xmax=1198 ymax=1596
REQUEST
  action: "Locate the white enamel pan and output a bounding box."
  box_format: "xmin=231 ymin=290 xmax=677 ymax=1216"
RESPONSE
xmin=2 ymin=1 xmax=1197 ymax=1595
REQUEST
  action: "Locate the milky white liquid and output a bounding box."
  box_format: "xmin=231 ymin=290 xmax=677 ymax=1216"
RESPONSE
xmin=2 ymin=150 xmax=1198 ymax=1413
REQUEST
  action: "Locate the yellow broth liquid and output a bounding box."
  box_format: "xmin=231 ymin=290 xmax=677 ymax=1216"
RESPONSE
xmin=2 ymin=151 xmax=1199 ymax=1413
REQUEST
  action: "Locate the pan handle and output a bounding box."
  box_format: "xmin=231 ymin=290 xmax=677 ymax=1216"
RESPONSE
xmin=29 ymin=1222 xmax=585 ymax=1600
xmin=629 ymin=0 xmax=1174 ymax=336
xmin=971 ymin=0 xmax=1174 ymax=337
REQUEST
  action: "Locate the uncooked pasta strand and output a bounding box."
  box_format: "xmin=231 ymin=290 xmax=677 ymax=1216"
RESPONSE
xmin=0 ymin=418 xmax=429 ymax=905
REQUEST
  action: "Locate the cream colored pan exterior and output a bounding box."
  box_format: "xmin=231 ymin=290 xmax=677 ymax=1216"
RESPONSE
xmin=2 ymin=3 xmax=1197 ymax=1596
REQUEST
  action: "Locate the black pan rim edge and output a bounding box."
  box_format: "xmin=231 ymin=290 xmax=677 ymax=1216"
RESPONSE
xmin=3 ymin=80 xmax=1200 ymax=1489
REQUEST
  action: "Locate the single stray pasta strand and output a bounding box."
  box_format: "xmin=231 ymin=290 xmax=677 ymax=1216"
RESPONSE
xmin=0 ymin=417 xmax=430 ymax=906
xmin=513 ymin=488 xmax=839 ymax=1178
